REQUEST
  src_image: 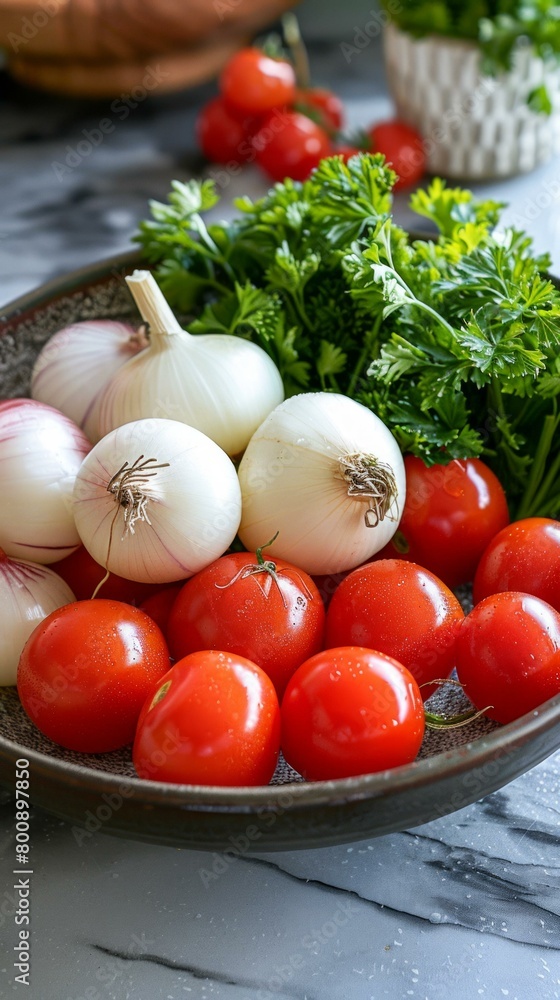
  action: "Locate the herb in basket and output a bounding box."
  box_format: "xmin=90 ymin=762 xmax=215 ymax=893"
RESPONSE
xmin=384 ymin=0 xmax=560 ymax=113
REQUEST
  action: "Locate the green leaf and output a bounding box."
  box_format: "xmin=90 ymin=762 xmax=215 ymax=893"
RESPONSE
xmin=528 ymin=83 xmax=554 ymax=114
xmin=169 ymin=178 xmax=219 ymax=215
xmin=271 ymin=320 xmax=310 ymax=393
xmin=265 ymin=243 xmax=321 ymax=298
xmin=457 ymin=308 xmax=547 ymax=382
xmin=538 ymin=374 xmax=560 ymax=398
xmin=155 ymin=259 xmax=210 ymax=313
xmin=410 ymin=178 xmax=504 ymax=238
xmin=364 ymin=385 xmax=483 ymax=464
xmin=369 ymin=334 xmax=430 ymax=383
xmin=317 ymin=340 xmax=348 ymax=383
xmin=190 ymin=283 xmax=282 ymax=344
xmin=307 ymin=153 xmax=396 ymax=245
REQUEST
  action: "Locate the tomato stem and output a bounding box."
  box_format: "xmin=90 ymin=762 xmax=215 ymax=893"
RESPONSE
xmin=216 ymin=532 xmax=314 ymax=610
xmin=149 ymin=680 xmax=172 ymax=711
xmin=424 ymin=706 xmax=493 ymax=730
xmin=255 ymin=531 xmax=280 ymax=567
xmin=420 ymin=678 xmax=493 ymax=730
xmin=282 ymin=13 xmax=310 ymax=88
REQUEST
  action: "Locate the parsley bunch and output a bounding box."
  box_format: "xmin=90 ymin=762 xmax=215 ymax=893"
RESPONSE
xmin=136 ymin=155 xmax=560 ymax=517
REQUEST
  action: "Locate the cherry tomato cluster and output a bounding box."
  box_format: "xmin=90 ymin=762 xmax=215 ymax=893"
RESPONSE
xmin=196 ymin=46 xmax=426 ymax=189
xmin=375 ymin=462 xmax=560 ymax=726
xmin=17 ymin=548 xmax=443 ymax=784
xmin=15 ymin=456 xmax=560 ymax=787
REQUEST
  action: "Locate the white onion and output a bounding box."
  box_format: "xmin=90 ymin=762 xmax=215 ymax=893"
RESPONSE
xmin=73 ymin=418 xmax=242 ymax=584
xmin=0 ymin=549 xmax=75 ymax=686
xmin=238 ymin=392 xmax=406 ymax=575
xmin=31 ymin=319 xmax=148 ymax=442
xmin=0 ymin=399 xmax=91 ymax=564
xmin=96 ymin=270 xmax=284 ymax=458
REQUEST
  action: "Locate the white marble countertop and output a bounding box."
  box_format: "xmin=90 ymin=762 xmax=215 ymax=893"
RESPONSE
xmin=1 ymin=28 xmax=560 ymax=1000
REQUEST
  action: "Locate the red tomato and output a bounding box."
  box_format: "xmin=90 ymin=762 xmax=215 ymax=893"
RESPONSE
xmin=50 ymin=545 xmax=159 ymax=604
xmin=378 ymin=456 xmax=510 ymax=589
xmin=473 ymin=518 xmax=560 ymax=612
xmin=139 ymin=584 xmax=184 ymax=634
xmin=133 ymin=651 xmax=281 ymax=786
xmin=281 ymin=646 xmax=425 ymax=780
xmin=17 ymin=600 xmax=170 ymax=752
xmin=325 ymin=559 xmax=464 ymax=697
xmin=167 ymin=550 xmax=325 ymax=697
xmin=369 ymin=120 xmax=425 ymax=190
xmin=333 ymin=143 xmax=362 ymax=163
xmin=253 ymin=110 xmax=331 ymax=182
xmin=455 ymin=592 xmax=560 ymax=723
xmin=294 ymin=86 xmax=345 ymax=133
xmin=220 ymin=48 xmax=296 ymax=116
xmin=196 ymin=96 xmax=257 ymax=165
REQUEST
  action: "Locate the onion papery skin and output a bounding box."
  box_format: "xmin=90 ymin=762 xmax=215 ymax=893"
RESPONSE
xmin=238 ymin=392 xmax=406 ymax=576
xmin=96 ymin=331 xmax=285 ymax=459
xmin=72 ymin=418 xmax=242 ymax=584
xmin=31 ymin=320 xmax=146 ymax=443
xmin=0 ymin=399 xmax=91 ymax=564
xmin=0 ymin=552 xmax=75 ymax=686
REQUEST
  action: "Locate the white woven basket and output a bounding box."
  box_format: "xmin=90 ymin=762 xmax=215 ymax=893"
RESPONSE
xmin=383 ymin=22 xmax=560 ymax=179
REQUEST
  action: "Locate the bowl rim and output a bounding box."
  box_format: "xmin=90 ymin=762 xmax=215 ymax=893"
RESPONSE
xmin=2 ymin=692 xmax=560 ymax=810
xmin=1 ymin=248 xmax=560 ymax=816
xmin=0 ymin=249 xmax=144 ymax=327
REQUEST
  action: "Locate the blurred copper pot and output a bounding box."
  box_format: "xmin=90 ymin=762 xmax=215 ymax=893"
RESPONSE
xmin=0 ymin=0 xmax=297 ymax=96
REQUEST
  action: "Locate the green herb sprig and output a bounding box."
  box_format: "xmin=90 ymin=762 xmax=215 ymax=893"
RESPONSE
xmin=135 ymin=155 xmax=560 ymax=518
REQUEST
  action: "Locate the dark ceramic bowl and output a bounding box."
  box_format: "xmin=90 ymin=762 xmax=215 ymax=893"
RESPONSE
xmin=1 ymin=251 xmax=560 ymax=852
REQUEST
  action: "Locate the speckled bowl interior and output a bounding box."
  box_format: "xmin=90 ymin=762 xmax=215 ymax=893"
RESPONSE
xmin=1 ymin=252 xmax=560 ymax=850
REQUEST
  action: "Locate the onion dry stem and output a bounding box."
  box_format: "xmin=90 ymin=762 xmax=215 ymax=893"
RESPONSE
xmin=107 ymin=455 xmax=170 ymax=535
xmin=339 ymin=453 xmax=399 ymax=527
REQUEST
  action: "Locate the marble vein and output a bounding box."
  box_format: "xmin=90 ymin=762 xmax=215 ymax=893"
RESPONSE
xmin=91 ymin=942 xmax=308 ymax=998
